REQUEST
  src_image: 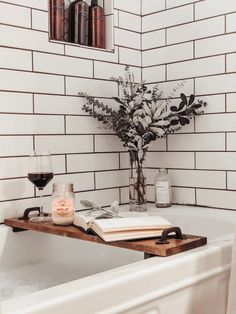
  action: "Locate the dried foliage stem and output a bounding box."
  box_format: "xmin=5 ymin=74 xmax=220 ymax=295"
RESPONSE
xmin=79 ymin=67 xmax=207 ymax=210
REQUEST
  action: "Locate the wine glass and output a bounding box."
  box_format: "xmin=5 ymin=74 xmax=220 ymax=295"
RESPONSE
xmin=28 ymin=151 xmax=53 ymax=222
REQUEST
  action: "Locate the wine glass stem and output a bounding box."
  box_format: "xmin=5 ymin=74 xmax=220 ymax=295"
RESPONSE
xmin=38 ymin=189 xmax=44 ymax=218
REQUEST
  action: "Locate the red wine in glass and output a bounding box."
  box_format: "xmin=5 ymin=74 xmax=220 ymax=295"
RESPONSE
xmin=28 ymin=172 xmax=53 ymax=190
xmin=28 ymin=151 xmax=53 ymax=222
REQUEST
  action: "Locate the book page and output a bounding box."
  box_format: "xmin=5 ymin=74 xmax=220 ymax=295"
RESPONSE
xmin=92 ymin=225 xmax=164 ymax=242
xmin=73 ymin=215 xmax=94 ymax=231
xmin=93 ymin=216 xmax=172 ymax=233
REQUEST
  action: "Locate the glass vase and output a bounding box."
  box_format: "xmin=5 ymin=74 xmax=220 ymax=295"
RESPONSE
xmin=129 ymin=150 xmax=147 ymax=212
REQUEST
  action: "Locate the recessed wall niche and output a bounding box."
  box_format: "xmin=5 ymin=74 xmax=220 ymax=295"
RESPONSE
xmin=49 ymin=0 xmax=114 ymax=51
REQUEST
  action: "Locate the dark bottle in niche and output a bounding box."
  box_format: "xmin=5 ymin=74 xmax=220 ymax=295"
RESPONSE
xmin=67 ymin=0 xmax=78 ymax=43
xmin=50 ymin=0 xmax=65 ymax=41
xmin=68 ymin=0 xmax=89 ymax=45
xmin=89 ymin=0 xmax=105 ymax=49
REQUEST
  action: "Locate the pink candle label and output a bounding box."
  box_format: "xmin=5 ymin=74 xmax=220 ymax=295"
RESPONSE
xmin=52 ymin=199 xmax=75 ymax=218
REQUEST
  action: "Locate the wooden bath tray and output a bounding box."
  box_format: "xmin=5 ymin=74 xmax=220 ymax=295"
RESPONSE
xmin=4 ymin=217 xmax=207 ymax=257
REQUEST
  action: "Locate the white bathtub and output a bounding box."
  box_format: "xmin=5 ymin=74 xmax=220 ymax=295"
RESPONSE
xmin=0 ymin=205 xmax=235 ymax=314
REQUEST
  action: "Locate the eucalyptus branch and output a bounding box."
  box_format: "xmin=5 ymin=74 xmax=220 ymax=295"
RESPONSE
xmin=79 ymin=67 xmax=207 ymax=152
xmin=80 ymin=200 xmax=122 ymax=219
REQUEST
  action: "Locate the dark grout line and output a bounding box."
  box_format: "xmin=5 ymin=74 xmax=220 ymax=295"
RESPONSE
xmin=0 ymin=0 xmax=48 ymax=11
xmin=143 ymin=70 xmax=236 ymax=85
xmin=114 ymin=8 xmax=141 ymax=18
xmin=142 ymin=31 xmax=236 ymax=53
xmin=0 ymin=0 xmax=236 ymax=211
xmin=114 ymin=25 xmax=142 ymax=35
xmin=142 ymin=13 xmax=217 ymax=34
xmin=142 ymin=0 xmax=204 ymax=17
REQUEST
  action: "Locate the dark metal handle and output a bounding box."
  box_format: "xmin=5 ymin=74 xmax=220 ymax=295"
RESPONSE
xmin=19 ymin=207 xmax=40 ymax=220
xmin=156 ymin=226 xmax=187 ymax=245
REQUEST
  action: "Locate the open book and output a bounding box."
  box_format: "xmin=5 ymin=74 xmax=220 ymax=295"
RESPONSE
xmin=73 ymin=214 xmax=172 ymax=242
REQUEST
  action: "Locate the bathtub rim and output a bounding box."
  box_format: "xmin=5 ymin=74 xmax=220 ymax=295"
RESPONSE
xmin=1 ymin=204 xmax=235 ymax=313
xmin=0 ymin=239 xmax=231 ymax=314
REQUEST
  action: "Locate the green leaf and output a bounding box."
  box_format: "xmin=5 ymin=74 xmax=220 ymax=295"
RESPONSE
xmin=142 ymin=144 xmax=150 ymax=150
xmin=178 ymin=101 xmax=186 ymax=111
xmin=180 ymin=93 xmax=187 ymax=103
xmin=143 ymin=104 xmax=152 ymax=117
xmin=80 ymin=200 xmax=94 ymax=208
xmin=145 ymin=116 xmax=152 ymax=125
xmin=110 ymin=201 xmax=119 ymax=214
xmin=170 ymin=106 xmax=178 ymax=112
xmin=158 ymin=109 xmax=171 ymax=120
xmin=136 ymin=121 xmax=145 ymax=134
xmin=134 ymin=96 xmax=143 ymax=105
xmin=149 ymin=127 xmax=165 ymax=136
xmin=192 ymin=103 xmax=202 ymax=109
xmin=140 ymin=117 xmax=149 ymax=129
xmin=133 ymin=109 xmax=144 ymax=117
xmin=113 ymin=97 xmax=125 ymax=105
xmin=153 ymin=103 xmax=167 ymax=120
xmin=129 ymin=101 xmax=134 ymax=109
xmin=170 ymin=119 xmax=179 ymax=125
xmin=152 ymin=120 xmax=170 ymax=127
xmin=179 ymin=116 xmax=190 ymax=126
xmin=132 ymin=80 xmax=146 ymax=96
xmin=188 ymin=94 xmax=195 ymax=106
xmin=127 ymin=142 xmax=137 ymax=150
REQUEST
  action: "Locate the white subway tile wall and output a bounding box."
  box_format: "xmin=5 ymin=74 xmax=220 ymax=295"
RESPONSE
xmin=166 ymin=0 xmax=200 ymax=9
xmin=142 ymin=29 xmax=166 ymax=50
xmin=142 ymin=0 xmax=165 ymax=15
xmin=119 ymin=47 xmax=142 ymax=67
xmin=226 ymin=12 xmax=236 ymax=33
xmin=227 ymin=53 xmax=236 ymax=73
xmin=0 ymin=92 xmax=33 ymax=113
xmin=143 ymin=42 xmax=193 ymax=67
xmin=142 ymin=0 xmax=236 ymax=210
xmin=0 ymin=2 xmax=31 ymax=28
xmin=167 ymin=55 xmax=225 ymax=80
xmin=227 ymin=94 xmax=236 ymax=112
xmin=0 ymin=47 xmax=32 ymax=71
xmin=33 ymin=52 xmax=94 ymax=77
xmin=0 ymin=0 xmax=143 ymax=222
xmin=114 ymin=28 xmax=141 ymax=50
xmin=142 ymin=5 xmax=194 ymax=32
xmin=167 ymin=16 xmax=225 ymax=45
xmin=4 ymin=0 xmax=48 ymax=10
xmin=195 ymin=0 xmax=236 ymax=20
xmin=119 ymin=11 xmax=141 ymax=32
xmin=1 ymin=0 xmax=236 ymax=220
xmin=142 ymin=65 xmax=166 ymax=84
xmin=31 ymin=10 xmax=48 ymax=32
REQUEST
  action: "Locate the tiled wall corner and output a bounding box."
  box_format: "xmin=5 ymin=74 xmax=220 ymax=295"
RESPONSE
xmin=141 ymin=0 xmax=236 ymax=210
xmin=2 ymin=0 xmax=236 ymax=216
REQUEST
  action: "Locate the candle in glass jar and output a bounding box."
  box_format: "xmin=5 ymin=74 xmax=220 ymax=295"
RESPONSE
xmin=52 ymin=183 xmax=75 ymax=225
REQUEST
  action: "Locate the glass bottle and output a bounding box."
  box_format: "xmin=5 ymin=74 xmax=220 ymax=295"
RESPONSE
xmin=50 ymin=0 xmax=65 ymax=41
xmin=52 ymin=183 xmax=75 ymax=225
xmin=68 ymin=0 xmax=89 ymax=45
xmin=154 ymin=169 xmax=172 ymax=208
xmin=89 ymin=0 xmax=105 ymax=49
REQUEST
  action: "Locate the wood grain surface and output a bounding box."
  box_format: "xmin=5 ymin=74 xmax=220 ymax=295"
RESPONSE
xmin=4 ymin=218 xmax=207 ymax=257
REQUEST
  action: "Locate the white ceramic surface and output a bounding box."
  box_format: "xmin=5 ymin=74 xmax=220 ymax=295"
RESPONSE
xmin=0 ymin=204 xmax=235 ymax=314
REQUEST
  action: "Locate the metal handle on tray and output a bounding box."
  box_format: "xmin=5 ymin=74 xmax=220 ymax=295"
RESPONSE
xmin=156 ymin=226 xmax=187 ymax=245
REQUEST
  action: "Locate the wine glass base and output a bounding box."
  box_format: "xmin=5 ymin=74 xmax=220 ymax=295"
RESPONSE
xmin=30 ymin=216 xmax=51 ymax=222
